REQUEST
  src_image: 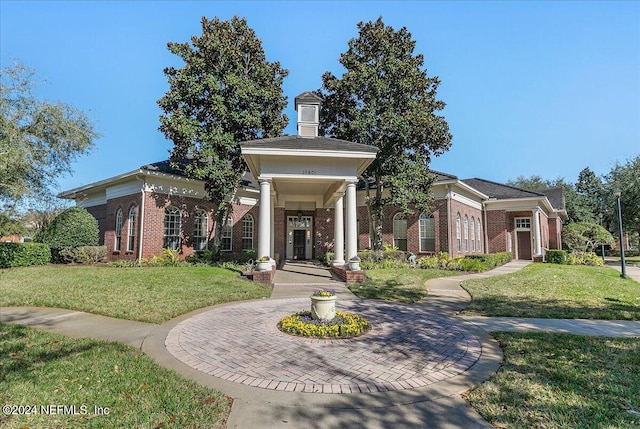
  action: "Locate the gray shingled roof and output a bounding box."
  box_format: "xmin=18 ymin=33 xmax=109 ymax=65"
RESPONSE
xmin=141 ymin=159 xmax=258 ymax=190
xmin=241 ymin=135 xmax=379 ymax=153
xmin=534 ymin=187 xmax=566 ymax=210
xmin=462 ymin=178 xmax=545 ymax=200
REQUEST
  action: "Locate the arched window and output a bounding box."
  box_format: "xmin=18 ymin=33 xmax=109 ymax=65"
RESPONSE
xmin=456 ymin=213 xmax=461 ymax=251
xmin=127 ymin=206 xmax=136 ymax=252
xmin=221 ymin=216 xmax=232 ymax=251
xmin=464 ymin=215 xmax=469 ymax=252
xmin=115 ymin=208 xmax=123 ymax=251
xmin=164 ymin=206 xmax=181 ymax=250
xmin=419 ymin=213 xmax=435 ymax=252
xmin=470 ymin=217 xmax=475 ymax=252
xmin=193 ymin=210 xmax=208 ymax=251
xmin=242 ymin=215 xmax=254 ymax=251
xmin=393 ymin=213 xmax=407 ymax=251
xmin=477 ymin=218 xmax=482 ymax=252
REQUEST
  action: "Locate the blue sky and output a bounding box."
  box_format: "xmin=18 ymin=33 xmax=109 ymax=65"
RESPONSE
xmin=2 ymin=1 xmax=639 ymax=195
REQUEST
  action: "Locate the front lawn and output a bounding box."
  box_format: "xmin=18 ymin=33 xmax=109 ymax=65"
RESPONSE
xmin=0 ymin=265 xmax=271 ymax=323
xmin=461 ymin=263 xmax=640 ymax=320
xmin=349 ymin=268 xmax=459 ymax=303
xmin=466 ymin=332 xmax=640 ymax=429
xmin=0 ymin=324 xmax=229 ymax=429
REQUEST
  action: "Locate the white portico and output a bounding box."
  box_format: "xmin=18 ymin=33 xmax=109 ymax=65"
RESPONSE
xmin=241 ymin=92 xmax=378 ymax=266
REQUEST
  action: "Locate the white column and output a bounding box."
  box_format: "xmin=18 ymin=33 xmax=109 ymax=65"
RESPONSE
xmin=533 ymin=209 xmax=542 ymax=256
xmin=270 ymin=191 xmax=275 ymax=260
xmin=333 ymin=193 xmax=345 ymax=266
xmin=258 ymin=179 xmax=271 ymax=259
xmin=345 ymin=182 xmax=358 ymax=262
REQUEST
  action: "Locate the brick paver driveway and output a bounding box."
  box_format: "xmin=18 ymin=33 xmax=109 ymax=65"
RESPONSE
xmin=166 ymin=298 xmax=481 ymax=394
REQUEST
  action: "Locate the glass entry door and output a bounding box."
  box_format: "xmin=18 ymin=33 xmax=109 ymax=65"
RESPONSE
xmin=293 ymin=230 xmax=306 ymax=259
xmin=286 ymin=216 xmax=313 ymax=259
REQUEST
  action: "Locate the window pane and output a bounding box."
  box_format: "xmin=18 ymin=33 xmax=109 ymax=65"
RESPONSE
xmin=164 ymin=207 xmax=181 ymax=250
xmin=393 ymin=214 xmax=407 ymax=251
xmin=221 ymin=217 xmax=232 ymax=251
xmin=242 ymin=215 xmax=254 ymax=250
xmin=115 ymin=209 xmax=123 ymax=251
xmin=419 ymin=214 xmax=435 ymax=252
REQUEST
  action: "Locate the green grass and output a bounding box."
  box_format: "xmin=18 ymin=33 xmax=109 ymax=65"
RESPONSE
xmin=0 ymin=265 xmax=271 ymax=323
xmin=466 ymin=332 xmax=640 ymax=429
xmin=349 ymin=268 xmax=459 ymax=303
xmin=0 ymin=324 xmax=229 ymax=429
xmin=461 ymin=263 xmax=640 ymax=320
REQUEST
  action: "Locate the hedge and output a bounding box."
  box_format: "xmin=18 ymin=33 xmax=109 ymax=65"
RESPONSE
xmin=0 ymin=242 xmax=51 ymax=268
xmin=546 ymin=250 xmax=568 ymax=264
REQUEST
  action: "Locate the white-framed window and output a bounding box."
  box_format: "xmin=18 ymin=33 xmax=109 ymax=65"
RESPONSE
xmin=115 ymin=208 xmax=123 ymax=251
xmin=241 ymin=215 xmax=254 ymax=251
xmin=477 ymin=219 xmax=482 ymax=252
xmin=127 ymin=206 xmax=136 ymax=252
xmin=471 ymin=217 xmax=476 ymax=252
xmin=515 ymin=218 xmax=531 ymax=229
xmin=193 ymin=210 xmax=208 ymax=251
xmin=221 ymin=216 xmax=232 ymax=251
xmin=419 ymin=213 xmax=435 ymax=252
xmin=164 ymin=206 xmax=182 ymax=250
xmin=393 ymin=213 xmax=407 ymax=251
xmin=464 ymin=215 xmax=469 ymax=251
xmin=456 ymin=213 xmax=461 ymax=251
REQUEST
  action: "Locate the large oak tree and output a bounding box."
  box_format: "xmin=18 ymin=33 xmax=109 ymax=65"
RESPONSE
xmin=158 ymin=16 xmax=288 ymax=257
xmin=318 ymin=17 xmax=452 ymax=251
xmin=0 ymin=64 xmax=97 ymax=208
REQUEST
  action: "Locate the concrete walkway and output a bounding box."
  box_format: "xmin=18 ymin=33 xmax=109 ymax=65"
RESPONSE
xmin=2 ymin=259 xmax=640 ymax=429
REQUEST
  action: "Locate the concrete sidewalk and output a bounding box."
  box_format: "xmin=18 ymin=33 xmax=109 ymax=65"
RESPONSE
xmin=2 ymin=259 xmax=640 ymax=429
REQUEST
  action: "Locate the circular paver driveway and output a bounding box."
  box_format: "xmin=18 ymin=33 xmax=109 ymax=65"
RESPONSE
xmin=166 ymin=298 xmax=481 ymax=394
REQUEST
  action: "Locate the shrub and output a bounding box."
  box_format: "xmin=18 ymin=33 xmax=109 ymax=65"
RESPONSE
xmin=418 ymin=255 xmax=440 ymax=269
xmin=58 ymin=246 xmax=107 ymax=264
xmin=218 ymin=250 xmax=256 ymax=264
xmin=319 ymin=252 xmax=335 ymax=266
xmin=459 ymin=258 xmax=486 ymax=272
xmin=359 ymin=249 xmax=406 ymax=263
xmin=0 ymin=242 xmax=51 ymax=268
xmin=567 ymin=251 xmax=604 ymax=266
xmin=39 ymin=207 xmax=98 ymax=262
xmin=546 ymin=250 xmax=568 ymax=264
xmin=185 ymin=250 xmax=214 ymax=265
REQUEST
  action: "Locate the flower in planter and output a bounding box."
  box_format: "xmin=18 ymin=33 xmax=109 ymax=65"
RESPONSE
xmin=258 ymin=256 xmax=270 ymax=262
xmin=350 ymin=255 xmax=361 ymax=261
xmin=312 ymin=288 xmax=336 ymax=297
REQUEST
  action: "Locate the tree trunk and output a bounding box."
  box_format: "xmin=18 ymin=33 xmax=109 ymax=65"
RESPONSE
xmin=369 ymin=179 xmax=385 ymax=251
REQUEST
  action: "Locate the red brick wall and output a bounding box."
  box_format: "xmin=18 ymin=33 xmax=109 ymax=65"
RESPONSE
xmin=105 ymin=195 xmax=143 ymax=261
xmin=448 ymin=199 xmax=484 ymax=257
xmin=314 ymin=207 xmax=334 ymax=256
xmin=486 ymin=210 xmax=508 ymax=254
xmin=85 ymin=204 xmax=107 ymax=246
xmin=548 ymin=217 xmax=562 ymax=250
xmin=139 ymin=192 xmax=217 ymax=260
xmin=274 ymin=208 xmax=285 ymax=260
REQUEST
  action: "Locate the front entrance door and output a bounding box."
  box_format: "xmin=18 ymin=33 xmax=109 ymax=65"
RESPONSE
xmin=293 ymin=230 xmax=306 ymax=260
xmin=517 ymin=231 xmax=532 ymax=260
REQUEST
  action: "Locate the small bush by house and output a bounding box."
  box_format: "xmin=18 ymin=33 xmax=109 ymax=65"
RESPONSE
xmin=546 ymin=250 xmax=568 ymax=264
xmin=567 ymin=251 xmax=604 ymax=266
xmin=0 ymin=242 xmax=51 ymax=268
xmin=39 ymin=207 xmax=99 ymax=262
xmin=58 ymin=246 xmax=107 ymax=264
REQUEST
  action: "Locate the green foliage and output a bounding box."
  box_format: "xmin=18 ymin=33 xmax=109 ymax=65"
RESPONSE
xmin=0 ymin=242 xmax=50 ymax=268
xmin=58 ymin=246 xmax=107 ymax=264
xmin=358 ymin=249 xmax=406 ymax=263
xmin=39 ymin=207 xmax=98 ymax=260
xmin=279 ymin=311 xmax=370 ymax=339
xmin=218 ymin=250 xmax=257 ymax=263
xmin=567 ymin=251 xmax=604 ymax=266
xmin=419 ymin=252 xmax=512 ymax=272
xmin=157 ymin=16 xmax=288 ymax=257
xmin=185 ymin=250 xmax=214 ymax=265
xmin=0 ymin=211 xmax=25 ymax=236
xmin=562 ymin=222 xmax=615 ymax=252
xmin=605 ymin=156 xmax=640 ymax=241
xmin=319 ymin=17 xmax=451 ymax=250
xmin=319 ymin=251 xmax=335 ymax=266
xmin=0 ymin=63 xmax=97 ymax=205
xmin=546 ymin=249 xmax=568 ymax=264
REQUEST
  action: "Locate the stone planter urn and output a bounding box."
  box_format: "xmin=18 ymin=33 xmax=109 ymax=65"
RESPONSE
xmin=256 ymin=257 xmax=270 ymax=272
xmin=310 ymin=290 xmax=336 ymax=321
xmin=349 ymin=259 xmax=361 ymax=271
